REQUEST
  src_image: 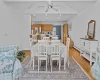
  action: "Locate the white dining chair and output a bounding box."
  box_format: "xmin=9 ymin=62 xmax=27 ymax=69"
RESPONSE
xmin=66 ymin=38 xmax=70 ymax=67
xmin=52 ymin=37 xmax=58 ymax=40
xmin=51 ymin=40 xmax=60 ymax=43
xmin=43 ymin=37 xmax=49 ymax=40
xmin=29 ymin=38 xmax=36 ymax=70
xmin=38 ymin=44 xmax=48 ymax=72
xmin=50 ymin=44 xmax=61 ymax=72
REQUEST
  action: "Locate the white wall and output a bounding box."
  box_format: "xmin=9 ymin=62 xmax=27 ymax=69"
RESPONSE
xmin=68 ymin=1 xmax=100 ymax=48
xmin=0 ymin=0 xmax=31 ymax=50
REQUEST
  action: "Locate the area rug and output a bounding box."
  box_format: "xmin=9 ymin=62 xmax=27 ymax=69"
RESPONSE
xmin=19 ymin=57 xmax=90 ymax=80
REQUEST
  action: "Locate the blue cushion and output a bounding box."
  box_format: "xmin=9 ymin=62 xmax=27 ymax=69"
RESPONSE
xmin=0 ymin=51 xmax=16 ymax=74
xmin=0 ymin=45 xmax=18 ymax=52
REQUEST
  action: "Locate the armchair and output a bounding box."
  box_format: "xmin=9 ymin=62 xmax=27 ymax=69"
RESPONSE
xmin=91 ymin=62 xmax=100 ymax=80
xmin=0 ymin=45 xmax=24 ymax=80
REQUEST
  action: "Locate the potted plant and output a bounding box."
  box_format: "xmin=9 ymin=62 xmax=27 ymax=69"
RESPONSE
xmin=17 ymin=50 xmax=25 ymax=62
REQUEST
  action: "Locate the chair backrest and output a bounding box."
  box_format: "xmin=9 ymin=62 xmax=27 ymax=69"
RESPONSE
xmin=51 ymin=40 xmax=60 ymax=43
xmin=52 ymin=37 xmax=58 ymax=40
xmin=38 ymin=40 xmax=48 ymax=44
xmin=38 ymin=40 xmax=45 ymax=43
xmin=32 ymin=35 xmax=37 ymax=41
xmin=43 ymin=37 xmax=49 ymax=40
xmin=51 ymin=44 xmax=60 ymax=56
xmin=66 ymin=38 xmax=70 ymax=52
xmin=38 ymin=44 xmax=47 ymax=56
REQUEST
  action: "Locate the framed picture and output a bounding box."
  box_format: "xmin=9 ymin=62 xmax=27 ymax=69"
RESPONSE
xmin=87 ymin=20 xmax=96 ymax=39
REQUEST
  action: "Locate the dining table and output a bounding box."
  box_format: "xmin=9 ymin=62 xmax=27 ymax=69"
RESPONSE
xmin=31 ymin=40 xmax=67 ymax=70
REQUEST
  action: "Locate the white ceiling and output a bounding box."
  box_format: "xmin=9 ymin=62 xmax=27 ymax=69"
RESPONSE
xmin=5 ymin=0 xmax=97 ymax=21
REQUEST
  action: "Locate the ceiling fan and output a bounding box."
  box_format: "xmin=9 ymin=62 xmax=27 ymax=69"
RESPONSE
xmin=28 ymin=1 xmax=61 ymax=12
xmin=38 ymin=2 xmax=59 ymax=12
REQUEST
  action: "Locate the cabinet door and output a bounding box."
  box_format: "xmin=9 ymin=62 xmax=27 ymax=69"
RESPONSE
xmin=80 ymin=39 xmax=85 ymax=49
xmin=85 ymin=41 xmax=90 ymax=52
xmin=90 ymin=41 xmax=98 ymax=51
xmin=42 ymin=24 xmax=53 ymax=31
xmin=32 ymin=24 xmax=42 ymax=34
xmin=63 ymin=24 xmax=68 ymax=45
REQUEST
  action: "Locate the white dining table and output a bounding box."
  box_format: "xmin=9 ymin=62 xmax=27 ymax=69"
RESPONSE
xmin=31 ymin=41 xmax=67 ymax=70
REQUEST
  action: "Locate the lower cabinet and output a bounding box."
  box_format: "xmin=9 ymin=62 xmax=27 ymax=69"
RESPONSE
xmin=80 ymin=38 xmax=98 ymax=65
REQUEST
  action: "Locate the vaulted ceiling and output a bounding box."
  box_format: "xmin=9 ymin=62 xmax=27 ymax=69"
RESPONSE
xmin=4 ymin=0 xmax=97 ymax=21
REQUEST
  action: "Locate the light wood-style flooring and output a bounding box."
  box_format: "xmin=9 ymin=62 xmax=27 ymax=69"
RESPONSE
xmin=69 ymin=48 xmax=95 ymax=80
xmin=24 ymin=48 xmax=95 ymax=80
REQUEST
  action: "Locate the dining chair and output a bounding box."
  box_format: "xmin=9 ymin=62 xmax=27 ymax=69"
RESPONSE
xmin=52 ymin=37 xmax=58 ymax=40
xmin=43 ymin=37 xmax=49 ymax=40
xmin=50 ymin=44 xmax=61 ymax=72
xmin=66 ymin=38 xmax=70 ymax=67
xmin=51 ymin=40 xmax=60 ymax=43
xmin=38 ymin=44 xmax=48 ymax=72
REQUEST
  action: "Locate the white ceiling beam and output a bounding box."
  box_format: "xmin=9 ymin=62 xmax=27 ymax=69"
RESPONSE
xmin=4 ymin=0 xmax=97 ymax=2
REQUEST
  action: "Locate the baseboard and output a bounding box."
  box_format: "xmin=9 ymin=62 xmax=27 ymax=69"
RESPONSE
xmin=73 ymin=46 xmax=80 ymax=52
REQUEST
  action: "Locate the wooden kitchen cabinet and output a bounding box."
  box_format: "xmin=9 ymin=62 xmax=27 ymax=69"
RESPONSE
xmin=42 ymin=24 xmax=53 ymax=31
xmin=63 ymin=24 xmax=68 ymax=45
xmin=32 ymin=24 xmax=42 ymax=34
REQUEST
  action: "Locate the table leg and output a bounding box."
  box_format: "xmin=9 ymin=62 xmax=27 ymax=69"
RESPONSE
xmin=33 ymin=57 xmax=34 ymax=70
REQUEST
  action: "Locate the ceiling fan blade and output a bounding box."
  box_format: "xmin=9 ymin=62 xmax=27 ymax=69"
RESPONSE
xmin=38 ymin=6 xmax=45 ymax=8
xmin=45 ymin=7 xmax=49 ymax=12
xmin=52 ymin=7 xmax=58 ymax=11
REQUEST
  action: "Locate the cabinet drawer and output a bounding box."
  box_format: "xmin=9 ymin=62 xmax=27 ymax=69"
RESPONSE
xmin=85 ymin=41 xmax=90 ymax=47
xmin=80 ymin=40 xmax=85 ymax=46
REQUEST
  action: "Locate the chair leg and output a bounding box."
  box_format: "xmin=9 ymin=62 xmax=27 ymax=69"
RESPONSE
xmin=33 ymin=58 xmax=34 ymax=70
xmin=64 ymin=58 xmax=66 ymax=70
xmin=59 ymin=59 xmax=61 ymax=71
xmin=67 ymin=57 xmax=69 ymax=67
xmin=38 ymin=59 xmax=39 ymax=72
xmin=57 ymin=60 xmax=59 ymax=66
xmin=46 ymin=59 xmax=47 ymax=72
xmin=51 ymin=59 xmax=52 ymax=72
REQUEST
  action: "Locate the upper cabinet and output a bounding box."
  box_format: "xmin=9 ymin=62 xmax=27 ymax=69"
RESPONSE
xmin=42 ymin=24 xmax=53 ymax=31
xmin=32 ymin=24 xmax=53 ymax=34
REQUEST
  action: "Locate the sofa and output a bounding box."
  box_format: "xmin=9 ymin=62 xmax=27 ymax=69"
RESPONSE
xmin=0 ymin=45 xmax=24 ymax=80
